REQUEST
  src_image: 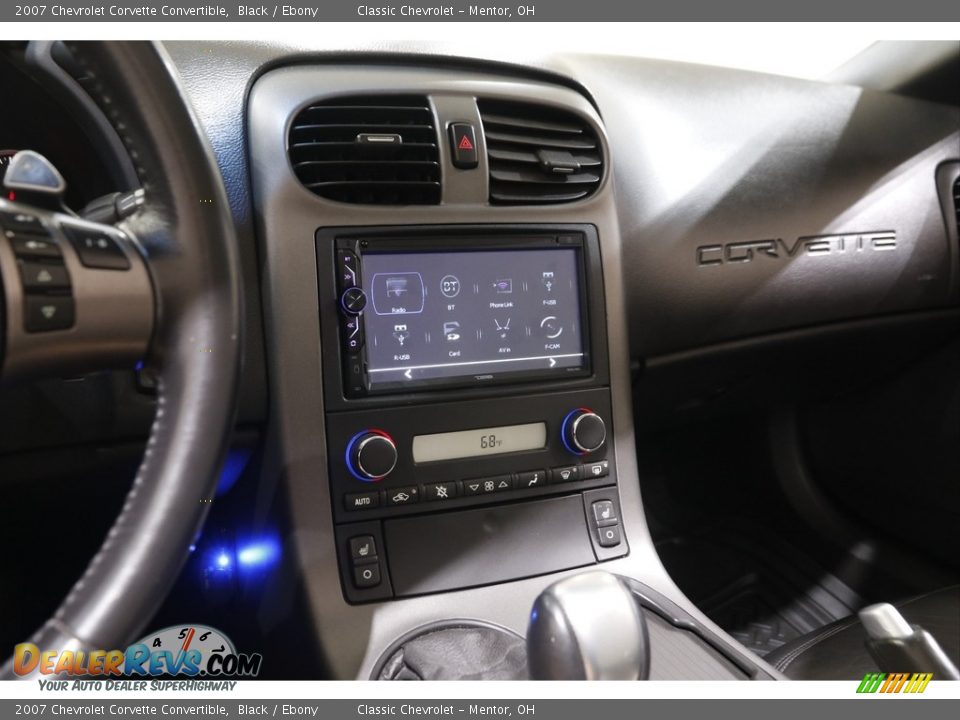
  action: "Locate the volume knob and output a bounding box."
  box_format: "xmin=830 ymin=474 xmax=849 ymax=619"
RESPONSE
xmin=340 ymin=287 xmax=367 ymax=315
xmin=347 ymin=430 xmax=397 ymax=481
xmin=562 ymin=409 xmax=606 ymax=455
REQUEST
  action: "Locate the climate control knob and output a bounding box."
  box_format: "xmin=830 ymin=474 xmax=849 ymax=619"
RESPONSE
xmin=561 ymin=409 xmax=606 ymax=455
xmin=346 ymin=430 xmax=398 ymax=481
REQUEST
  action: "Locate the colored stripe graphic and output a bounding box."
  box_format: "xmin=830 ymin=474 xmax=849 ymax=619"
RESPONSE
xmin=857 ymin=672 xmax=932 ymax=694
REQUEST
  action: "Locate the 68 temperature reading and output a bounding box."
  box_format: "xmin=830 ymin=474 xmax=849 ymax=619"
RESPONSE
xmin=479 ymin=434 xmax=503 ymax=449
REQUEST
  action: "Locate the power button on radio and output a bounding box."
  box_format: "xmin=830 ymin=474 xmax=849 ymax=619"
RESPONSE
xmin=340 ymin=287 xmax=367 ymax=315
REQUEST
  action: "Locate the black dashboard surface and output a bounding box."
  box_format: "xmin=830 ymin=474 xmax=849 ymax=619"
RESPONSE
xmin=164 ymin=41 xmax=959 ymax=361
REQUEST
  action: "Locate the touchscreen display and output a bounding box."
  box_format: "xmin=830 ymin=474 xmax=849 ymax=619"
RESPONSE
xmin=360 ymin=248 xmax=585 ymax=388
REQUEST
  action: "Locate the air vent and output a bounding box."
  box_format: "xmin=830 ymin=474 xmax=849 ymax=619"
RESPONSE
xmin=479 ymin=100 xmax=603 ymax=205
xmin=288 ymin=96 xmax=440 ymax=205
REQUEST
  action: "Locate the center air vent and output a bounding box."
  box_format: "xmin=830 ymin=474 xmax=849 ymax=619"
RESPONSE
xmin=288 ymin=96 xmax=440 ymax=205
xmin=479 ymin=100 xmax=604 ymax=205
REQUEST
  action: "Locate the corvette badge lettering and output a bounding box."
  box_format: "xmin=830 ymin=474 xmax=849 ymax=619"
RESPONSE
xmin=696 ymin=231 xmax=896 ymax=266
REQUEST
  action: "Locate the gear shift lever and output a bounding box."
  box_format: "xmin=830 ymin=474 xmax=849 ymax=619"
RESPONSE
xmin=527 ymin=570 xmax=650 ymax=680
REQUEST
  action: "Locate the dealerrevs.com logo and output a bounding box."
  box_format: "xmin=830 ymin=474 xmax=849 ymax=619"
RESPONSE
xmin=856 ymin=672 xmax=933 ymax=694
xmin=13 ymin=624 xmax=262 ymax=687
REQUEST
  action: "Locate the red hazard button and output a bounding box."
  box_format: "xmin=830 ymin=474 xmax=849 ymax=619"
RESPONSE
xmin=449 ymin=122 xmax=479 ymax=169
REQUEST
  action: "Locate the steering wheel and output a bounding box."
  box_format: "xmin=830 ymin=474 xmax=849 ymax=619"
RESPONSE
xmin=0 ymin=42 xmax=242 ymax=676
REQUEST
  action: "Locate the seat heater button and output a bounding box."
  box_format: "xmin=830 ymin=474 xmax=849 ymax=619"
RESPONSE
xmin=591 ymin=500 xmax=618 ymax=527
xmin=349 ymin=535 xmax=378 ymax=564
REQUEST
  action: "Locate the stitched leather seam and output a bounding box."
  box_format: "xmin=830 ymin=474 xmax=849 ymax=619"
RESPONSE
xmin=54 ymin=385 xmax=166 ymax=626
xmin=774 ymin=620 xmax=856 ymax=672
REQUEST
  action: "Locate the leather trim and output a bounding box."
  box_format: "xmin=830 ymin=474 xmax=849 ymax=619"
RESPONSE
xmin=768 ymin=618 xmax=860 ymax=673
xmin=765 ymin=585 xmax=960 ymax=680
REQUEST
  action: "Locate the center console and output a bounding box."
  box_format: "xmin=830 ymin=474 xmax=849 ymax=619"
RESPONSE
xmin=318 ymin=225 xmax=626 ymax=603
xmin=248 ymin=63 xmax=776 ymax=680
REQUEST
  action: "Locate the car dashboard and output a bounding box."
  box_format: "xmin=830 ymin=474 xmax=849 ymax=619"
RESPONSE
xmin=1 ymin=39 xmax=958 ymax=681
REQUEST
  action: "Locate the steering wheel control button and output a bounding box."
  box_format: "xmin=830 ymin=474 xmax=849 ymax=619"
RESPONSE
xmin=336 ymin=250 xmax=359 ymax=290
xmin=348 ymin=430 xmax=398 ymax=481
xmin=340 ymin=286 xmax=367 ymax=315
xmin=449 ymin=122 xmax=479 ymax=169
xmin=562 ymin=408 xmax=607 ymax=455
xmin=18 ymin=260 xmax=71 ymax=292
xmin=349 ymin=536 xmax=379 ymax=564
xmin=63 ymin=226 xmax=131 ymax=270
xmin=598 ymin=524 xmax=623 ymax=548
xmin=591 ymin=501 xmax=619 ymax=528
xmin=584 ymin=460 xmax=610 ymax=479
xmin=0 ymin=209 xmax=47 ymax=235
xmin=10 ymin=235 xmax=61 ymax=259
xmin=345 ymin=491 xmax=381 ymax=512
xmin=341 ymin=314 xmax=364 ymax=354
xmin=24 ymin=296 xmax=75 ymax=333
xmin=424 ymin=481 xmax=460 ymax=502
xmin=550 ymin=465 xmax=582 ymax=484
xmin=517 ymin=470 xmax=546 ymax=489
xmin=353 ymin=563 xmax=382 ymax=589
xmin=387 ymin=486 xmax=420 ymax=506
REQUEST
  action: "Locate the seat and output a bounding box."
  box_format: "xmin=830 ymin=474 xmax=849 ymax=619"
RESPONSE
xmin=764 ymin=585 xmax=960 ymax=680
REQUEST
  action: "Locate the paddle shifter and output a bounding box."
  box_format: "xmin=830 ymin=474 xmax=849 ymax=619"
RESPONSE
xmin=527 ymin=570 xmax=650 ymax=680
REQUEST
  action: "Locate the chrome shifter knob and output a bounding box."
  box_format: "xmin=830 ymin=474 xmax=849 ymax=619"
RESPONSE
xmin=527 ymin=570 xmax=649 ymax=680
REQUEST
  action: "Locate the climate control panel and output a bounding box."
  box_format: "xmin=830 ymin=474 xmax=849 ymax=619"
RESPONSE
xmin=326 ymin=388 xmax=614 ymax=524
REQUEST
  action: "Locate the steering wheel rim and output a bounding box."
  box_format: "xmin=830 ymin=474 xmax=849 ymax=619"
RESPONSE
xmin=1 ymin=41 xmax=242 ymax=676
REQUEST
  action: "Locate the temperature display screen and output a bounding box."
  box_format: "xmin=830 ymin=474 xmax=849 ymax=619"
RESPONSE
xmin=359 ymin=247 xmax=586 ymax=389
xmin=412 ymin=422 xmax=548 ymax=463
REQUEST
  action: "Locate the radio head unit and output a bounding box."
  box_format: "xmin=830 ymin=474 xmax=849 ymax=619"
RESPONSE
xmin=325 ymin=229 xmax=598 ymax=396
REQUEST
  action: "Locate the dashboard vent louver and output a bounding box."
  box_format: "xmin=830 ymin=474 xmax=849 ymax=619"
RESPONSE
xmin=288 ymin=96 xmax=440 ymax=205
xmin=478 ymin=100 xmax=603 ymax=205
